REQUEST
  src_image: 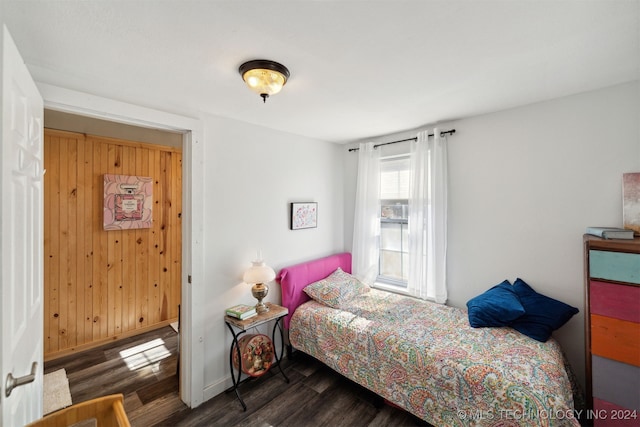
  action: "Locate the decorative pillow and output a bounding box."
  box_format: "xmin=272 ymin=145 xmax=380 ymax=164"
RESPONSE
xmin=303 ymin=267 xmax=370 ymax=309
xmin=509 ymin=278 xmax=579 ymax=342
xmin=466 ymin=280 xmax=525 ymax=327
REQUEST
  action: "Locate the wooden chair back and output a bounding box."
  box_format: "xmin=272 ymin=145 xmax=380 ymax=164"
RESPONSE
xmin=26 ymin=394 xmax=130 ymax=427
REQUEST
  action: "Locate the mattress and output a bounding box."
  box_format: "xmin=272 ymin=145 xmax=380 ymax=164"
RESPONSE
xmin=289 ymin=289 xmax=579 ymax=426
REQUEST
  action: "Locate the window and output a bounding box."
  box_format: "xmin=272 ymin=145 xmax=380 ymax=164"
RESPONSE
xmin=378 ymin=156 xmax=409 ymax=287
xmin=353 ymin=132 xmax=447 ymax=302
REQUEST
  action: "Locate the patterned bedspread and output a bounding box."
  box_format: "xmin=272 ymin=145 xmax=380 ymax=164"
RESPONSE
xmin=289 ymin=289 xmax=579 ymax=426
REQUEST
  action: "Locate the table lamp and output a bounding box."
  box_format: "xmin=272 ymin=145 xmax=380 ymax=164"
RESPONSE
xmin=243 ymin=256 xmax=276 ymax=314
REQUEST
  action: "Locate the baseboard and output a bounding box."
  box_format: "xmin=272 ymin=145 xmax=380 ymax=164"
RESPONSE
xmin=203 ymin=375 xmax=234 ymax=402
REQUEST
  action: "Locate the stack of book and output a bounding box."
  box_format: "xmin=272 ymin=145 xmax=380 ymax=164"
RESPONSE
xmin=226 ymin=304 xmax=257 ymax=320
xmin=586 ymin=227 xmax=635 ymax=240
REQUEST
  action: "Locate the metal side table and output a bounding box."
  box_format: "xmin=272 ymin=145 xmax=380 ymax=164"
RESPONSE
xmin=224 ymin=302 xmax=289 ymax=410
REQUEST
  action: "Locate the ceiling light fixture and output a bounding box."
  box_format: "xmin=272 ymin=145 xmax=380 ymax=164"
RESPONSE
xmin=239 ymin=59 xmax=290 ymax=103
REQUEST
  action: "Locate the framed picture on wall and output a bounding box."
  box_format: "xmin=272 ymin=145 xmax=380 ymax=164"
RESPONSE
xmin=290 ymin=202 xmax=317 ymax=230
xmin=104 ymin=174 xmax=153 ymax=230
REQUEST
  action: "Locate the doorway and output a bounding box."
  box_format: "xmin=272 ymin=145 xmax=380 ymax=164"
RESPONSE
xmin=43 ymin=111 xmax=183 ymax=360
xmin=38 ymin=99 xmax=204 ymax=408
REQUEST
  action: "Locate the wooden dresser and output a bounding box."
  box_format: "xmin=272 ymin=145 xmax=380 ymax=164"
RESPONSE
xmin=584 ymin=235 xmax=640 ymax=425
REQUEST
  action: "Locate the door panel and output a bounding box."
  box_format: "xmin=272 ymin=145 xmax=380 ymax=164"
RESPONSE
xmin=1 ymin=24 xmax=44 ymax=425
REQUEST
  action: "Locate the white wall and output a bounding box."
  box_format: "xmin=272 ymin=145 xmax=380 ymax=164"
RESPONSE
xmin=22 ymin=68 xmax=640 ymax=405
xmin=200 ymin=114 xmax=345 ymax=398
xmin=34 ymin=85 xmax=346 ymax=403
xmin=344 ymin=81 xmax=640 ymax=390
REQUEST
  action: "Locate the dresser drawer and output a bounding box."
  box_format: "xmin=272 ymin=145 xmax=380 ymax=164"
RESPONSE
xmin=592 ymin=355 xmax=640 ymax=411
xmin=594 ymin=398 xmax=640 ymax=427
xmin=591 ymin=314 xmax=640 ymax=367
xmin=590 ymin=250 xmax=640 ymax=284
xmin=590 ymin=281 xmax=640 ymax=323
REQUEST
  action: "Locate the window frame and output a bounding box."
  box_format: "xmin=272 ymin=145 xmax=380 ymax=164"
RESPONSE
xmin=376 ymin=154 xmax=410 ymax=288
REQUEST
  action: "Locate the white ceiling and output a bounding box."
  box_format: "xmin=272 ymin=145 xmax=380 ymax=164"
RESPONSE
xmin=4 ymin=1 xmax=639 ymax=143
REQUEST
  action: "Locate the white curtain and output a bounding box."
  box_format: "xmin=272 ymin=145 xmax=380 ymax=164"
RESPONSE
xmin=352 ymin=142 xmax=380 ymax=285
xmin=407 ymin=129 xmax=448 ymax=303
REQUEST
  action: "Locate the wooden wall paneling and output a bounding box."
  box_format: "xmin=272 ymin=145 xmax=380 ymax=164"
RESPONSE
xmin=142 ymin=149 xmax=151 ymax=326
xmin=90 ymin=137 xmax=99 ymax=341
xmin=57 ymin=134 xmax=68 ymax=351
xmin=104 ymin=143 xmax=114 ymax=339
xmin=122 ymin=144 xmax=137 ymax=334
xmin=57 ymin=134 xmax=68 ymax=350
xmin=61 ymin=134 xmax=72 ymax=350
xmin=135 ymin=146 xmax=150 ymax=329
xmin=81 ymin=136 xmax=94 ymax=345
xmin=44 ymin=129 xmax=182 ymax=360
xmin=162 ymin=151 xmax=170 ymax=322
xmin=160 ymin=151 xmax=171 ymax=322
xmin=60 ymin=132 xmax=70 ymax=349
xmin=62 ymin=134 xmax=78 ymax=350
xmin=150 ymin=149 xmax=161 ymax=325
xmin=170 ymin=151 xmax=179 ymax=320
xmin=55 ymin=133 xmax=65 ymax=351
xmin=172 ymin=153 xmax=182 ymax=319
xmin=94 ymin=138 xmax=109 ymax=341
xmin=107 ymin=143 xmax=124 ymax=337
xmin=74 ymin=133 xmax=85 ymax=347
xmin=44 ymin=133 xmax=61 ymax=354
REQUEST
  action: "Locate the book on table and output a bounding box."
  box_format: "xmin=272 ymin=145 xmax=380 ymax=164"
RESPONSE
xmin=226 ymin=304 xmax=257 ymax=319
xmin=586 ymin=226 xmax=635 ymax=240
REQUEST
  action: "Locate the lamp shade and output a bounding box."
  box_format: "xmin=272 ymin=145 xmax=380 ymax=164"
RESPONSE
xmin=239 ymin=60 xmax=290 ymax=103
xmin=243 ymin=260 xmax=276 ymax=284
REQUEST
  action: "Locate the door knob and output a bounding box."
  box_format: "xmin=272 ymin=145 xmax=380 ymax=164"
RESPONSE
xmin=5 ymin=362 xmax=37 ymax=397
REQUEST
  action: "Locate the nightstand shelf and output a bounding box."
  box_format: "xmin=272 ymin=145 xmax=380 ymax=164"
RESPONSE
xmin=224 ymin=302 xmax=289 ymax=410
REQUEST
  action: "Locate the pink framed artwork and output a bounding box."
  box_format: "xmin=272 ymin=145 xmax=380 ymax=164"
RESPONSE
xmin=103 ymin=174 xmax=153 ymax=230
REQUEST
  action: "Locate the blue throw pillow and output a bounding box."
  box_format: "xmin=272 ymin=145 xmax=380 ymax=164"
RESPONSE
xmin=466 ymin=280 xmax=525 ymax=328
xmin=509 ymin=278 xmax=579 ymax=342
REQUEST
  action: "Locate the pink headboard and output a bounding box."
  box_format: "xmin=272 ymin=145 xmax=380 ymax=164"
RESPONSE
xmin=276 ymin=252 xmax=352 ymax=329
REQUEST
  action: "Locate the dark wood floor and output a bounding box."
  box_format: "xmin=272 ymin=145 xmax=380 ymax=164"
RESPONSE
xmin=45 ymin=326 xmax=430 ymax=426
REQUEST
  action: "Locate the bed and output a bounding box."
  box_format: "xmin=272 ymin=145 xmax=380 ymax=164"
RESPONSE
xmin=276 ymin=253 xmax=580 ymax=427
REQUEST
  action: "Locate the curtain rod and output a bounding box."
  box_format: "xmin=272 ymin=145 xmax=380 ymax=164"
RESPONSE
xmin=347 ymin=129 xmax=456 ymax=152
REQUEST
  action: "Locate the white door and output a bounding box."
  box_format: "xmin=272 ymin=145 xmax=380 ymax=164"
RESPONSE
xmin=0 ymin=25 xmax=44 ymax=426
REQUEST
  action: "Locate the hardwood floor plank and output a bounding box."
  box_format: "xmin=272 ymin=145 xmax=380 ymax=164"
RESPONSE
xmin=282 ymin=379 xmax=377 ymax=427
xmin=45 ymin=326 xmax=432 ymax=426
xmin=287 ymin=351 xmax=323 ymax=376
xmin=170 ymin=395 xmax=245 ymax=427
xmin=44 ymin=346 xmax=107 ymax=375
xmin=69 ymin=358 xmax=164 ymax=404
xmin=137 ymin=374 xmax=179 ymax=404
xmin=233 ymin=382 xmax=319 ymax=427
xmin=300 ymin=363 xmax=341 ymax=394
xmin=368 ymin=405 xmax=430 ymax=427
xmin=123 ymin=391 xmax=144 ymax=414
xmin=128 ymin=393 xmax=185 ymax=426
xmin=236 ymin=371 xmax=302 ymax=408
xmin=102 ymin=328 xmax=177 ymax=361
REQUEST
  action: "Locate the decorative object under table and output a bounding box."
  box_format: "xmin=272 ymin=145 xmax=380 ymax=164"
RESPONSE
xmin=224 ymin=302 xmax=289 ymax=410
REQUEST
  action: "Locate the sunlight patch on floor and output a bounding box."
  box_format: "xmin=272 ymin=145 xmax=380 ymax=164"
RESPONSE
xmin=119 ymin=338 xmax=171 ymax=371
